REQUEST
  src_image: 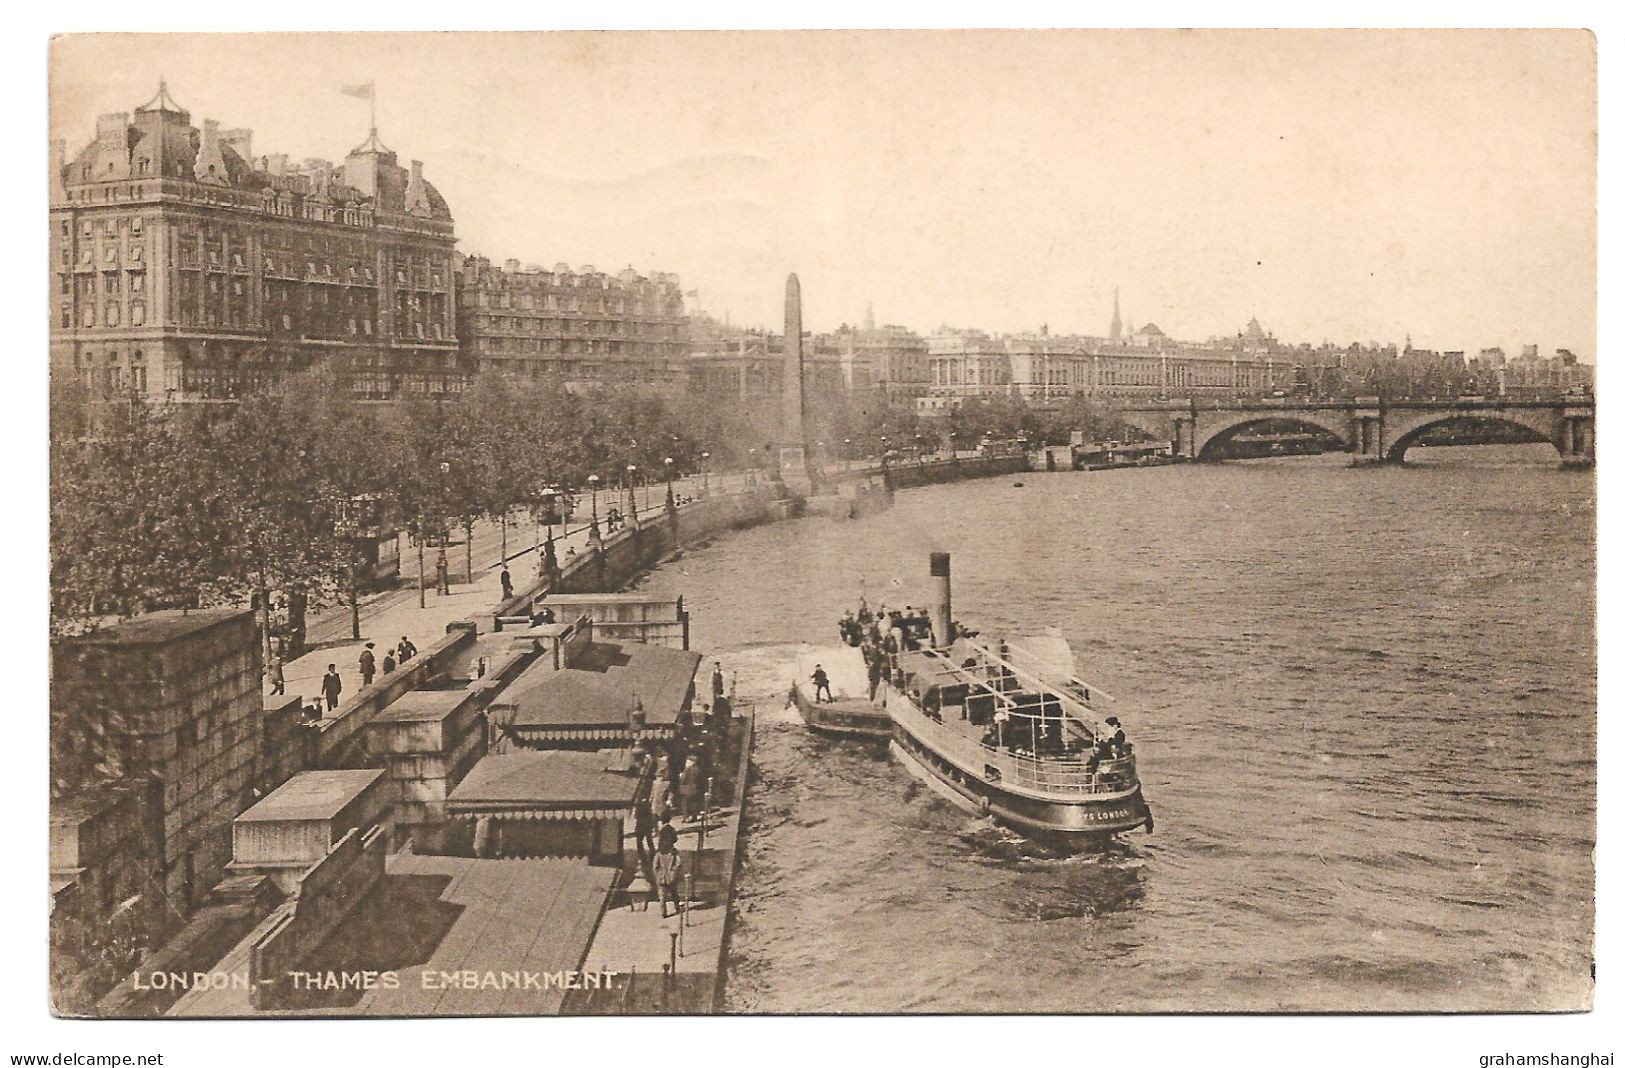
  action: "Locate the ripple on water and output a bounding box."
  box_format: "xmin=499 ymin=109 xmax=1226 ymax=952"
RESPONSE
xmin=655 ymin=446 xmax=1594 ymax=1012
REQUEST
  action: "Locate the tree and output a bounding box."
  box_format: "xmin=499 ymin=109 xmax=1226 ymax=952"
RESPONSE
xmin=50 ymin=399 xmax=237 ymax=635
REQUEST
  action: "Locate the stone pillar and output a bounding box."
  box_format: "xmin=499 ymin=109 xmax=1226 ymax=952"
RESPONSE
xmin=1351 ymin=407 xmax=1386 ymax=466
xmin=1559 ymin=409 xmax=1595 ymax=469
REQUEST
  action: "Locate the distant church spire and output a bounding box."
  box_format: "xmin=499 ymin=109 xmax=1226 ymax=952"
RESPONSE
xmin=863 ymin=301 xmax=875 ymax=332
xmin=1110 ymin=287 xmax=1122 ymax=340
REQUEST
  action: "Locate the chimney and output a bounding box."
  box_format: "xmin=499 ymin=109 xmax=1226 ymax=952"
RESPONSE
xmin=95 ymin=113 xmax=130 ymax=146
xmin=929 ymin=552 xmax=955 ymax=649
xmin=50 ymin=139 xmax=66 ymax=201
xmin=220 ymin=127 xmax=253 ymax=160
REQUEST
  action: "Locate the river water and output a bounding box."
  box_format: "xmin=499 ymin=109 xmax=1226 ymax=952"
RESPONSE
xmin=634 ymin=444 xmax=1595 ymax=1013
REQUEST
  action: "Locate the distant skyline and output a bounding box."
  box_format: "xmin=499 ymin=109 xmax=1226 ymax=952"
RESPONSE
xmin=50 ymin=31 xmax=1596 ymax=358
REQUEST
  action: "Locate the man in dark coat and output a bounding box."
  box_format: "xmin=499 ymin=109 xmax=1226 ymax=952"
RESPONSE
xmin=359 ymin=643 xmax=376 ymax=687
xmin=321 ymin=664 xmax=343 ymax=711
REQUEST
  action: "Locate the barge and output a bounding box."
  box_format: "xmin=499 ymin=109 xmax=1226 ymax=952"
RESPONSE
xmin=789 ymin=647 xmax=891 ymax=738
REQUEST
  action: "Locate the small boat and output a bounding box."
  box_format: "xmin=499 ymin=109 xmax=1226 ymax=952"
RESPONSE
xmin=789 ymin=646 xmax=891 ymax=738
xmin=873 ymin=554 xmax=1153 ymax=841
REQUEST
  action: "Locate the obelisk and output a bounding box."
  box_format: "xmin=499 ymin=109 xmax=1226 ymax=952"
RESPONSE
xmin=777 ymin=273 xmax=814 ymax=494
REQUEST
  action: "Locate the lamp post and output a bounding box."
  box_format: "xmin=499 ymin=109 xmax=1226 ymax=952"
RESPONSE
xmin=664 ymin=456 xmax=676 ymax=513
xmin=537 ymin=486 xmax=559 ymax=578
xmin=746 ymin=448 xmax=756 ymax=488
xmin=335 ymin=501 xmax=361 ymax=640
xmin=626 ymin=464 xmax=639 ymax=523
xmin=700 ymin=451 xmax=710 ymax=497
xmin=843 ymin=438 xmax=851 ymax=472
xmin=587 ymin=474 xmax=601 ymax=538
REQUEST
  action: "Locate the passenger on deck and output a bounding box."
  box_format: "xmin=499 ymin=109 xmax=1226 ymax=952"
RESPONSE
xmin=811 ymin=664 xmax=834 ymax=704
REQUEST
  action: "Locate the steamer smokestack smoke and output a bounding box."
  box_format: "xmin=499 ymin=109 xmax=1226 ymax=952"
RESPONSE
xmin=929 ymin=552 xmax=954 ymax=648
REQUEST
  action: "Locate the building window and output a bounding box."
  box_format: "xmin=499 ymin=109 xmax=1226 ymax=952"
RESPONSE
xmin=105 ymin=304 xmax=119 ymax=327
xmin=131 ymin=302 xmax=145 ymax=327
xmin=103 ymin=247 xmax=117 ymax=264
xmin=59 ymin=306 xmax=70 ymax=329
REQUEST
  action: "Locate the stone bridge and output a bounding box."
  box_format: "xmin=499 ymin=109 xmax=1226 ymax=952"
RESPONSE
xmin=1118 ymin=398 xmax=1595 ymax=468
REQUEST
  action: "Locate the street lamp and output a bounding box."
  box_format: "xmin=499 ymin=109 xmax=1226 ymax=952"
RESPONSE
xmin=626 ymin=464 xmax=639 ymax=521
xmin=700 ymin=450 xmax=711 ymax=496
xmin=747 ymin=447 xmax=757 ymax=487
xmin=664 ymin=456 xmax=676 ymax=512
xmin=536 ymin=486 xmax=559 ymax=577
xmin=587 ymin=474 xmax=601 ymax=538
xmin=843 ymin=437 xmax=851 ymax=471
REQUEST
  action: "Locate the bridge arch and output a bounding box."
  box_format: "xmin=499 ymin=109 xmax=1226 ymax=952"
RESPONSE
xmin=1382 ymin=408 xmax=1562 ymax=463
xmin=1193 ymin=414 xmax=1352 ymax=461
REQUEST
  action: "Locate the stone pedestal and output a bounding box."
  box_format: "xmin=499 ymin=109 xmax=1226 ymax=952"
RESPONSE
xmin=777 ymin=444 xmax=814 ymax=496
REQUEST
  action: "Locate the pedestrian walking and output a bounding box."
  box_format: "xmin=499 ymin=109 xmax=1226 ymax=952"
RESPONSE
xmin=382 ymin=650 xmax=397 ymax=675
xmin=359 ymin=643 xmax=376 ymax=687
xmin=267 ymin=655 xmax=285 ymax=696
xmin=321 ymin=664 xmax=343 ymax=711
xmin=634 ymin=793 xmax=656 ymax=869
xmin=500 ymin=565 xmax=513 ymax=599
xmin=679 ymin=758 xmax=703 ymax=821
xmin=653 ymin=839 xmax=682 ymax=918
xmin=398 ymin=636 xmax=417 ymax=663
xmin=711 ymin=663 xmax=726 ymax=703
xmin=435 ymin=548 xmax=450 ymax=595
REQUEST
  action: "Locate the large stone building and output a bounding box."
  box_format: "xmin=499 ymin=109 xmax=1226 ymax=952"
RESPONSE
xmin=50 ymin=82 xmax=461 ymax=402
xmin=457 ymin=255 xmax=687 ymax=391
xmin=827 ymin=308 xmax=931 ymax=405
xmin=919 ymin=329 xmax=1094 ymax=412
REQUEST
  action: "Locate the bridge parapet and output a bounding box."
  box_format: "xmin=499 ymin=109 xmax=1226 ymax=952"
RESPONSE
xmin=1116 ymin=397 xmax=1593 ymax=468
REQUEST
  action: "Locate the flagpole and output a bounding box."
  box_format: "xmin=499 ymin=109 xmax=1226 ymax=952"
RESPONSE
xmin=370 ymin=84 xmax=377 ymax=135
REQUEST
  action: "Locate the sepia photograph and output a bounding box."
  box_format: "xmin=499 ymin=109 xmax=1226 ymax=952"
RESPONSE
xmin=30 ymin=19 xmax=1604 ymax=1047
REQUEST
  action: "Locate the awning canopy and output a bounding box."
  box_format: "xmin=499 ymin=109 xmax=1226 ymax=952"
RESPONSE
xmin=493 ymin=640 xmax=701 ymax=729
xmin=446 ymin=749 xmax=640 ymax=812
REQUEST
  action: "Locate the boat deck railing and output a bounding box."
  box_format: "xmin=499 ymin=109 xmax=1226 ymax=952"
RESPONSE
xmin=902 ymin=699 xmax=1139 ymax=797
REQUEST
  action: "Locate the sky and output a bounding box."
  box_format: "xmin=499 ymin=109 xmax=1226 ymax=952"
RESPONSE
xmin=50 ymin=30 xmax=1596 ymax=357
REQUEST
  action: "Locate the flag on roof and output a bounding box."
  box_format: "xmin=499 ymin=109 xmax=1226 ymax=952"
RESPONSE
xmin=340 ymin=82 xmax=375 ymax=100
